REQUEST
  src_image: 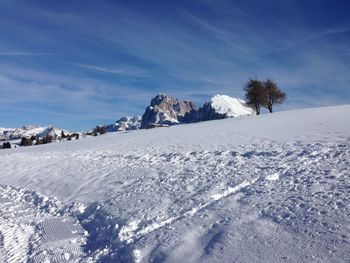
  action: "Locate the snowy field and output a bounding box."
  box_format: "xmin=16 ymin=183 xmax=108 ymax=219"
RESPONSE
xmin=0 ymin=105 xmax=349 ymax=262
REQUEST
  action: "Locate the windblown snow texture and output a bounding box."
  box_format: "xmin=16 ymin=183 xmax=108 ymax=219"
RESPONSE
xmin=0 ymin=105 xmax=349 ymax=262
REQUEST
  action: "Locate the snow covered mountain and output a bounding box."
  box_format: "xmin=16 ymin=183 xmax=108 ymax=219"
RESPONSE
xmin=141 ymin=93 xmax=197 ymax=128
xmin=208 ymin=94 xmax=254 ymax=117
xmin=0 ymin=94 xmax=252 ymax=144
xmin=0 ymin=125 xmax=68 ymax=141
xmin=140 ymin=94 xmax=253 ymax=128
xmin=104 ymin=116 xmax=141 ymax=132
xmin=0 ymin=105 xmax=349 ymax=262
xmin=184 ymin=94 xmax=254 ymax=122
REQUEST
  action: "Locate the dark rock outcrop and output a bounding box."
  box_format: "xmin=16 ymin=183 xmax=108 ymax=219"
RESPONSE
xmin=184 ymin=102 xmax=227 ymax=122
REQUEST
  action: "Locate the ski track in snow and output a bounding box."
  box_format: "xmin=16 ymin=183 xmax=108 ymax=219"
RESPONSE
xmin=0 ymin=141 xmax=349 ymax=262
xmin=119 ymin=178 xmax=257 ymax=244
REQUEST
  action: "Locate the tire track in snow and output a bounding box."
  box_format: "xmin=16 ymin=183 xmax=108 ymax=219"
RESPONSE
xmin=119 ymin=178 xmax=258 ymax=244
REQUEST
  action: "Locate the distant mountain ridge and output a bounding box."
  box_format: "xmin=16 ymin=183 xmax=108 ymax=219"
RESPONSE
xmin=1 ymin=93 xmax=254 ymax=147
xmin=0 ymin=125 xmax=69 ymax=141
xmin=141 ymin=94 xmax=254 ymax=127
xmin=89 ymin=93 xmax=254 ymax=135
xmin=104 ymin=116 xmax=141 ymax=132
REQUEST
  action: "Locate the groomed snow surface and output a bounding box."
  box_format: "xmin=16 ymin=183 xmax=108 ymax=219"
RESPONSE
xmin=0 ymin=105 xmax=349 ymax=262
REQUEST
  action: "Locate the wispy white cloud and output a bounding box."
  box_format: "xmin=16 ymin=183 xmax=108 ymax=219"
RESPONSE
xmin=263 ymin=27 xmax=350 ymax=55
xmin=302 ymin=27 xmax=350 ymax=41
xmin=0 ymin=64 xmax=157 ymax=129
xmin=0 ymin=0 xmax=349 ymax=129
xmin=72 ymin=63 xmax=148 ymax=77
xmin=0 ymin=52 xmax=54 ymax=56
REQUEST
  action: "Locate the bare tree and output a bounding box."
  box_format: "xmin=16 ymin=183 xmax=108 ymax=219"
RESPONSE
xmin=244 ymin=78 xmax=265 ymax=115
xmin=262 ymin=79 xmax=286 ymax=113
xmin=61 ymin=130 xmax=66 ymax=139
xmin=93 ymin=125 xmax=106 ymax=135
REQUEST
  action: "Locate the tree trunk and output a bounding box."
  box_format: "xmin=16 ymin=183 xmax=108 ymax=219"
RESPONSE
xmin=268 ymin=105 xmax=273 ymax=113
xmin=255 ymin=102 xmax=260 ymax=115
xmin=256 ymin=106 xmax=260 ymax=115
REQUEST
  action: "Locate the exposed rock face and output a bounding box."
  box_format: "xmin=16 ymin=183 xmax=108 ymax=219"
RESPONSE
xmin=141 ymin=94 xmax=197 ymax=128
xmin=184 ymin=95 xmax=255 ymax=122
xmin=104 ymin=116 xmax=141 ymax=132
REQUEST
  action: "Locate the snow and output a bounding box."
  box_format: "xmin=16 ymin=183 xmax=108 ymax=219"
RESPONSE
xmin=0 ymin=184 xmax=86 ymax=262
xmin=266 ymin=173 xmax=279 ymax=181
xmin=0 ymin=125 xmax=69 ymax=141
xmin=0 ymin=105 xmax=350 ymax=262
xmin=104 ymin=116 xmax=141 ymax=132
xmin=149 ymin=106 xmax=180 ymax=124
xmin=210 ymin=94 xmax=254 ymax=117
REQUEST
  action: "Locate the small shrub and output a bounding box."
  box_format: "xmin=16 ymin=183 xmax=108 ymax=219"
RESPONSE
xmin=20 ymin=137 xmax=32 ymax=146
xmin=45 ymin=134 xmax=53 ymax=143
xmin=2 ymin=142 xmax=11 ymax=149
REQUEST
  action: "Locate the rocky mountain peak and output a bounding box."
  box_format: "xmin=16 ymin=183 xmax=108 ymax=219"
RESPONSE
xmin=141 ymin=94 xmax=197 ymax=128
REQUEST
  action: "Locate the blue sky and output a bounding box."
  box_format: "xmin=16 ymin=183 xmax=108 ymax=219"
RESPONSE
xmin=0 ymin=0 xmax=349 ymax=130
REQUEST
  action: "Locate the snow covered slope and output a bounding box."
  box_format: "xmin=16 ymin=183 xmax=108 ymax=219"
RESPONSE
xmin=0 ymin=105 xmax=349 ymax=262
